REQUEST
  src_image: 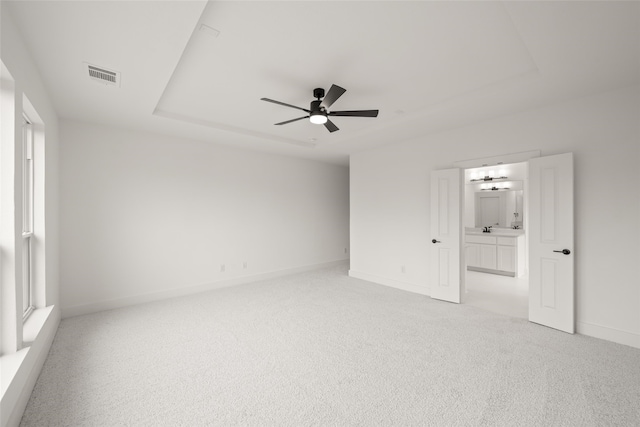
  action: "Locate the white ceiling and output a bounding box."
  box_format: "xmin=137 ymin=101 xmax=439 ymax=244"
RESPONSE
xmin=6 ymin=1 xmax=640 ymax=165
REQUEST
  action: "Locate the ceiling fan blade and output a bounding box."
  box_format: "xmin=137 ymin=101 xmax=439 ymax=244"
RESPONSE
xmin=274 ymin=116 xmax=309 ymax=126
xmin=261 ymin=98 xmax=310 ymax=113
xmin=329 ymin=110 xmax=379 ymax=117
xmin=324 ymin=119 xmax=339 ymax=133
xmin=320 ymin=84 xmax=346 ymax=109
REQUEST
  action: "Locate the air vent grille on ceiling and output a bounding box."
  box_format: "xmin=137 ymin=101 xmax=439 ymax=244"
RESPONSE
xmin=86 ymin=63 xmax=120 ymax=87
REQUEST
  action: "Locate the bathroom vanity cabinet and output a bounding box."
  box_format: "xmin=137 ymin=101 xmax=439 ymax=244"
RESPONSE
xmin=465 ymin=232 xmax=525 ymax=277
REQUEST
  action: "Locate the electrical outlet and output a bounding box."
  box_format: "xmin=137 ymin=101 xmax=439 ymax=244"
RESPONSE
xmin=220 ymin=264 xmax=225 ymax=273
xmin=401 ymin=265 xmax=406 ymax=274
xmin=243 ymin=261 xmax=247 ymax=269
xmin=344 ymin=247 xmax=348 ymax=254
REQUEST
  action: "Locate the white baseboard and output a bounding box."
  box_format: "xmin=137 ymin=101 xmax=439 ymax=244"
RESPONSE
xmin=62 ymin=260 xmax=348 ymax=318
xmin=577 ymin=321 xmax=640 ymax=349
xmin=348 ymin=270 xmax=429 ymax=296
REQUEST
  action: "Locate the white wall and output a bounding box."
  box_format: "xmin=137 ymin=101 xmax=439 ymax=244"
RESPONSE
xmin=350 ymin=85 xmax=640 ymax=348
xmin=60 ymin=121 xmax=350 ymax=316
xmin=1 ymin=4 xmax=60 ymax=427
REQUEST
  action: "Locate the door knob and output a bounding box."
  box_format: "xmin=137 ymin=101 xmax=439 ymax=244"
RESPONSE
xmin=553 ymin=249 xmax=571 ymax=255
xmin=432 ymin=239 xmax=441 ymax=244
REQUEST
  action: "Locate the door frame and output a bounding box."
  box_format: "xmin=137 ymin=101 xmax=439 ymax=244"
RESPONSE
xmin=452 ymin=150 xmax=540 ymax=307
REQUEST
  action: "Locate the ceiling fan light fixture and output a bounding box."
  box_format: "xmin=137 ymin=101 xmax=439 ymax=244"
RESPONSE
xmin=261 ymin=84 xmax=378 ymax=133
xmin=309 ymin=112 xmax=327 ymax=124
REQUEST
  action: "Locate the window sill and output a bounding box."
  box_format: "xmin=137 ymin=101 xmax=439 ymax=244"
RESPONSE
xmin=0 ymin=348 xmax=29 ymax=399
xmin=1 ymin=305 xmax=54 ymax=399
xmin=23 ymin=305 xmax=54 ymax=345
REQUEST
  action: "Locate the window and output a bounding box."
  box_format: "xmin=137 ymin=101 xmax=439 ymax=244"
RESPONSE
xmin=22 ymin=115 xmax=34 ymax=319
xmin=1 ymin=60 xmax=58 ymax=414
xmin=2 ymin=61 xmax=51 ymax=358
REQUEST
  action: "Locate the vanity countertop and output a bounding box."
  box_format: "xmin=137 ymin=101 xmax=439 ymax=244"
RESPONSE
xmin=466 ymin=228 xmax=524 ymax=237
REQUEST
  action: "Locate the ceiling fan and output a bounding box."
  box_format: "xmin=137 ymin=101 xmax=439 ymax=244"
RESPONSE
xmin=260 ymin=84 xmax=379 ymax=133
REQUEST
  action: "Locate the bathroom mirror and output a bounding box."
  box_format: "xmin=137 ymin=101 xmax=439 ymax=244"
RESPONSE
xmin=471 ymin=186 xmax=523 ymax=229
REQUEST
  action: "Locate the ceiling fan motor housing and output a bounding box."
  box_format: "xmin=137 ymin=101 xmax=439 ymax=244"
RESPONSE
xmin=310 ymin=99 xmax=324 ymax=113
xmin=309 ymin=99 xmax=328 ymax=124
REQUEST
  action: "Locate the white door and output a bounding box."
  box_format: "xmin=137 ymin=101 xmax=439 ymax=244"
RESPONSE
xmin=430 ymin=168 xmax=462 ymax=303
xmin=528 ymin=153 xmax=574 ymax=333
xmin=478 ymin=195 xmax=500 ymax=227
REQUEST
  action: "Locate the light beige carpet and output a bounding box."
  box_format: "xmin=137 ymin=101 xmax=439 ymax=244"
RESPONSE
xmin=21 ymin=264 xmax=640 ymax=426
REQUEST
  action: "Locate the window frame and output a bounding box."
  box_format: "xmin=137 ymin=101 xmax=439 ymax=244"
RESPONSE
xmin=22 ymin=115 xmax=34 ymax=320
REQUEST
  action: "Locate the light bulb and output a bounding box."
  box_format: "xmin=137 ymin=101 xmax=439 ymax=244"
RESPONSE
xmin=310 ymin=114 xmax=327 ymax=125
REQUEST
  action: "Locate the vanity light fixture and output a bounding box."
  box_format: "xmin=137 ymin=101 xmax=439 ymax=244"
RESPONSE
xmin=481 ymin=184 xmax=510 ymax=191
xmin=470 ymin=169 xmax=508 ymax=182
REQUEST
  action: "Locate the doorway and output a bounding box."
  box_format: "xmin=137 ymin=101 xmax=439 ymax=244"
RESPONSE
xmin=432 ymin=151 xmax=574 ymax=333
xmin=461 ymin=161 xmax=529 ymax=318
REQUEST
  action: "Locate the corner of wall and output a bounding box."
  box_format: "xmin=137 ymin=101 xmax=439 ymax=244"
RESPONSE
xmin=348 ymin=270 xmax=430 ymax=296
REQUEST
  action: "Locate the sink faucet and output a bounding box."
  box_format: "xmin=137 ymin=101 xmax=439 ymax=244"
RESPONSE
xmin=483 ymin=226 xmax=492 ymax=233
